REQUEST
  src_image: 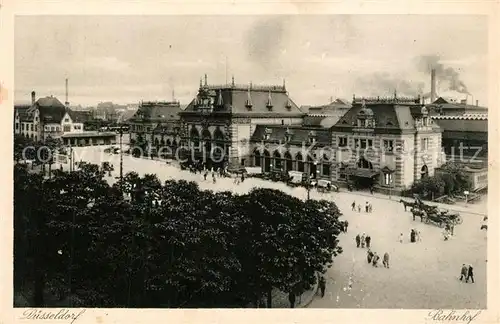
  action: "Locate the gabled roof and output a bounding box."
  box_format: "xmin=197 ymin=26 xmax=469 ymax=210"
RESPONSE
xmin=66 ymin=109 xmax=93 ymax=123
xmin=332 ymin=96 xmax=440 ymax=134
xmin=27 ymin=96 xmax=67 ymax=123
xmin=15 ymin=105 xmax=32 ymax=121
xmin=250 ymin=125 xmax=330 ymax=146
xmin=182 ymin=83 xmax=304 ymax=117
xmin=130 ymin=101 xmax=182 ymax=122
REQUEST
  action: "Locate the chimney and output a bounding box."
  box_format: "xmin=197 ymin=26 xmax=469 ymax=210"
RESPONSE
xmin=65 ymin=78 xmax=69 ymax=107
xmin=31 ymin=91 xmax=36 ymax=105
xmin=430 ymin=69 xmax=436 ymax=103
xmin=476 ymin=100 xmax=479 ymax=106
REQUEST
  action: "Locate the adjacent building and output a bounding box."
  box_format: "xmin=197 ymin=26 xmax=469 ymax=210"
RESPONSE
xmin=14 ymin=91 xmax=116 ymax=146
xmin=330 ymin=95 xmax=445 ymax=192
xmin=128 ymin=100 xmax=183 ymax=156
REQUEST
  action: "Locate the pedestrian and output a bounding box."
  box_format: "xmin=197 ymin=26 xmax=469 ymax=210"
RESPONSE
xmin=365 ymin=235 xmax=371 ymax=248
xmin=367 ymin=249 xmax=373 ymax=263
xmin=241 ymin=173 xmax=245 ymax=183
xmin=355 ymin=234 xmax=361 ymax=248
xmin=466 ymin=265 xmax=474 ymax=283
xmin=383 ymin=252 xmax=390 ymax=268
xmin=360 ymin=233 xmax=366 ymax=248
xmin=410 ymin=229 xmax=416 ymax=243
xmin=318 ymin=276 xmax=326 ymax=297
xmin=399 ymin=233 xmax=404 ymax=243
xmin=460 ymin=264 xmax=468 ymax=281
xmin=358 ymin=204 xmax=361 ymax=213
xmin=212 ymin=174 xmax=216 ymax=184
xmin=351 ymin=201 xmax=356 ymax=211
xmin=372 ymin=252 xmax=379 ymax=267
xmin=369 ymin=203 xmax=373 ymax=213
xmin=365 ymin=202 xmax=369 ymax=213
xmin=344 ymin=221 xmax=349 ymax=233
xmin=288 ymin=292 xmax=296 ymax=308
xmin=204 ymin=171 xmax=208 ymax=181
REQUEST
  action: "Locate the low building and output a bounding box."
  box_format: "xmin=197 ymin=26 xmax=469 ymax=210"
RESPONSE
xmin=427 ymin=97 xmax=488 ymax=116
xmin=330 ymin=95 xmax=444 ymax=193
xmin=14 ymin=91 xmax=117 ymax=146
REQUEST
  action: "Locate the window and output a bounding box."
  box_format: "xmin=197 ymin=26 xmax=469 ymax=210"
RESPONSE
xmin=338 ymin=136 xmax=348 ymax=147
xmin=64 ymin=118 xmax=69 ymax=122
xmin=421 ymin=138 xmax=429 ymax=151
xmin=368 ymin=139 xmax=373 ymax=147
xmin=281 ymin=120 xmax=284 ymax=125
xmin=241 ymin=158 xmax=245 ymax=166
xmin=384 ymin=173 xmax=393 ymax=185
xmin=64 ymin=125 xmax=71 ymax=132
xmin=56 ymin=126 xmax=60 ymax=132
xmin=22 ymin=124 xmax=25 ymax=131
xmin=15 ymin=123 xmax=19 ymax=130
xmin=51 ymin=126 xmax=55 ymax=132
xmin=383 ymin=139 xmax=394 ymax=152
xmin=360 ymin=139 xmax=367 ymax=149
xmin=354 ymin=138 xmax=359 ymax=148
xmin=30 ymin=124 xmax=33 ymax=131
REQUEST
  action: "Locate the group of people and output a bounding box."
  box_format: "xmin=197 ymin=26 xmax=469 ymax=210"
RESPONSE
xmin=367 ymin=250 xmax=390 ymax=268
xmin=340 ymin=220 xmax=349 ymax=233
xmin=351 ymin=201 xmax=373 ymax=213
xmin=355 ymin=233 xmax=371 ymax=248
xmin=459 ymin=264 xmax=475 ymax=283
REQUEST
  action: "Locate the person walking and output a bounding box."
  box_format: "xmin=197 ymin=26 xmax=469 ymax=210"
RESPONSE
xmin=365 ymin=235 xmax=371 ymax=248
xmin=367 ymin=249 xmax=373 ymax=264
xmin=288 ymin=292 xmax=296 ymax=308
xmin=372 ymin=252 xmax=379 ymax=267
xmin=410 ymin=229 xmax=416 ymax=243
xmin=203 ymin=171 xmax=208 ymax=181
xmin=460 ymin=264 xmax=468 ymax=281
xmin=383 ymin=252 xmax=390 ymax=268
xmin=241 ymin=173 xmax=245 ymax=183
xmin=360 ymin=233 xmax=366 ymax=248
xmin=365 ymin=202 xmax=369 ymax=213
xmin=466 ymin=265 xmax=474 ymax=283
xmin=399 ymin=233 xmax=404 ymax=244
xmin=318 ymin=276 xmax=326 ymax=297
xmin=355 ymin=234 xmax=361 ymax=248
xmin=351 ymin=201 xmax=356 ymax=211
xmin=344 ymin=221 xmax=349 ymax=233
xmin=358 ymin=204 xmax=361 ymax=213
xmin=212 ymin=173 xmax=216 ymax=184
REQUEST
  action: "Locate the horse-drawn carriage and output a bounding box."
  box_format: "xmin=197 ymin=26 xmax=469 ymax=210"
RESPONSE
xmin=404 ymin=195 xmax=462 ymax=228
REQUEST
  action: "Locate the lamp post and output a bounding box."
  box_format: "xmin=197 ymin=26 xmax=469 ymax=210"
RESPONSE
xmin=464 ymin=190 xmax=469 ymax=204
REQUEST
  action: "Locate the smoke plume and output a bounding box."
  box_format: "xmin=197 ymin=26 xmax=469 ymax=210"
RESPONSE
xmin=416 ymin=54 xmax=469 ymax=94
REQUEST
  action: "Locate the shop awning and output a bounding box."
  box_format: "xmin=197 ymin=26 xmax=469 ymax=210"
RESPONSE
xmin=347 ymin=168 xmax=380 ymax=178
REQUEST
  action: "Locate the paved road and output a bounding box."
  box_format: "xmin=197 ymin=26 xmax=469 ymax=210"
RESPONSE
xmin=62 ymin=146 xmax=487 ymax=309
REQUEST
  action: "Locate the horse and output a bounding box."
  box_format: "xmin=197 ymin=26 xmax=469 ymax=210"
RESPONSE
xmin=400 ymin=199 xmax=415 ymax=212
xmin=410 ymin=207 xmax=425 ymax=222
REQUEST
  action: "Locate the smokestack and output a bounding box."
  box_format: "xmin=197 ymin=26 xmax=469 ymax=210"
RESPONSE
xmin=430 ymin=69 xmax=436 ymax=103
xmin=65 ymin=78 xmax=69 ymax=107
xmin=476 ymin=100 xmax=479 ymax=106
xmin=31 ymin=91 xmax=36 ymax=105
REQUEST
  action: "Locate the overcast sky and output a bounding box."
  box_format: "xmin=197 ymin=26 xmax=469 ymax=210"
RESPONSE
xmin=15 ymin=15 xmax=488 ymax=107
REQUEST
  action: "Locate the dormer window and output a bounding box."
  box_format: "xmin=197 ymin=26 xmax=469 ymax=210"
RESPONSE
xmin=245 ymin=87 xmax=253 ymax=110
xmin=266 ymin=90 xmax=273 ymax=110
xmin=263 ymin=127 xmax=272 ymax=141
xmin=285 ymin=98 xmax=292 ymax=110
xmin=285 ymin=128 xmax=292 ymax=142
xmin=308 ymin=131 xmax=316 ymax=144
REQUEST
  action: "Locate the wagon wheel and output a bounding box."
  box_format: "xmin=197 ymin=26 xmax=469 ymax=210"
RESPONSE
xmin=455 ymin=215 xmax=463 ymax=225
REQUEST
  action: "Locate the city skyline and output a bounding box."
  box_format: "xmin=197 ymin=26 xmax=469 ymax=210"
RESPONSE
xmin=15 ymin=15 xmax=488 ymax=107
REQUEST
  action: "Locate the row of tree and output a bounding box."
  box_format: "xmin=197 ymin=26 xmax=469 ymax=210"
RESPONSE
xmin=406 ymin=162 xmax=473 ymax=199
xmin=14 ymin=162 xmax=343 ymax=308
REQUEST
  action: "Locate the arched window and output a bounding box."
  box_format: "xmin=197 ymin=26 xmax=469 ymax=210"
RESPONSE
xmin=263 ymin=150 xmax=271 ymax=172
xmin=273 ymin=150 xmax=282 ymax=170
xmin=202 ymin=128 xmax=212 ymax=154
xmin=421 ymin=165 xmax=429 ymax=179
xmin=357 ymin=157 xmax=373 ymax=169
xmin=190 ymin=127 xmax=200 ymax=148
xmin=284 ymin=151 xmax=293 ymax=171
xmin=296 ymin=152 xmax=304 ymax=172
xmin=322 ymin=154 xmax=331 ymax=176
xmin=254 ymin=149 xmax=261 ymax=167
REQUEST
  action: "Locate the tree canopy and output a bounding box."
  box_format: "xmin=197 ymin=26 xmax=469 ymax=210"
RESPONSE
xmin=14 ymin=163 xmax=343 ymax=307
